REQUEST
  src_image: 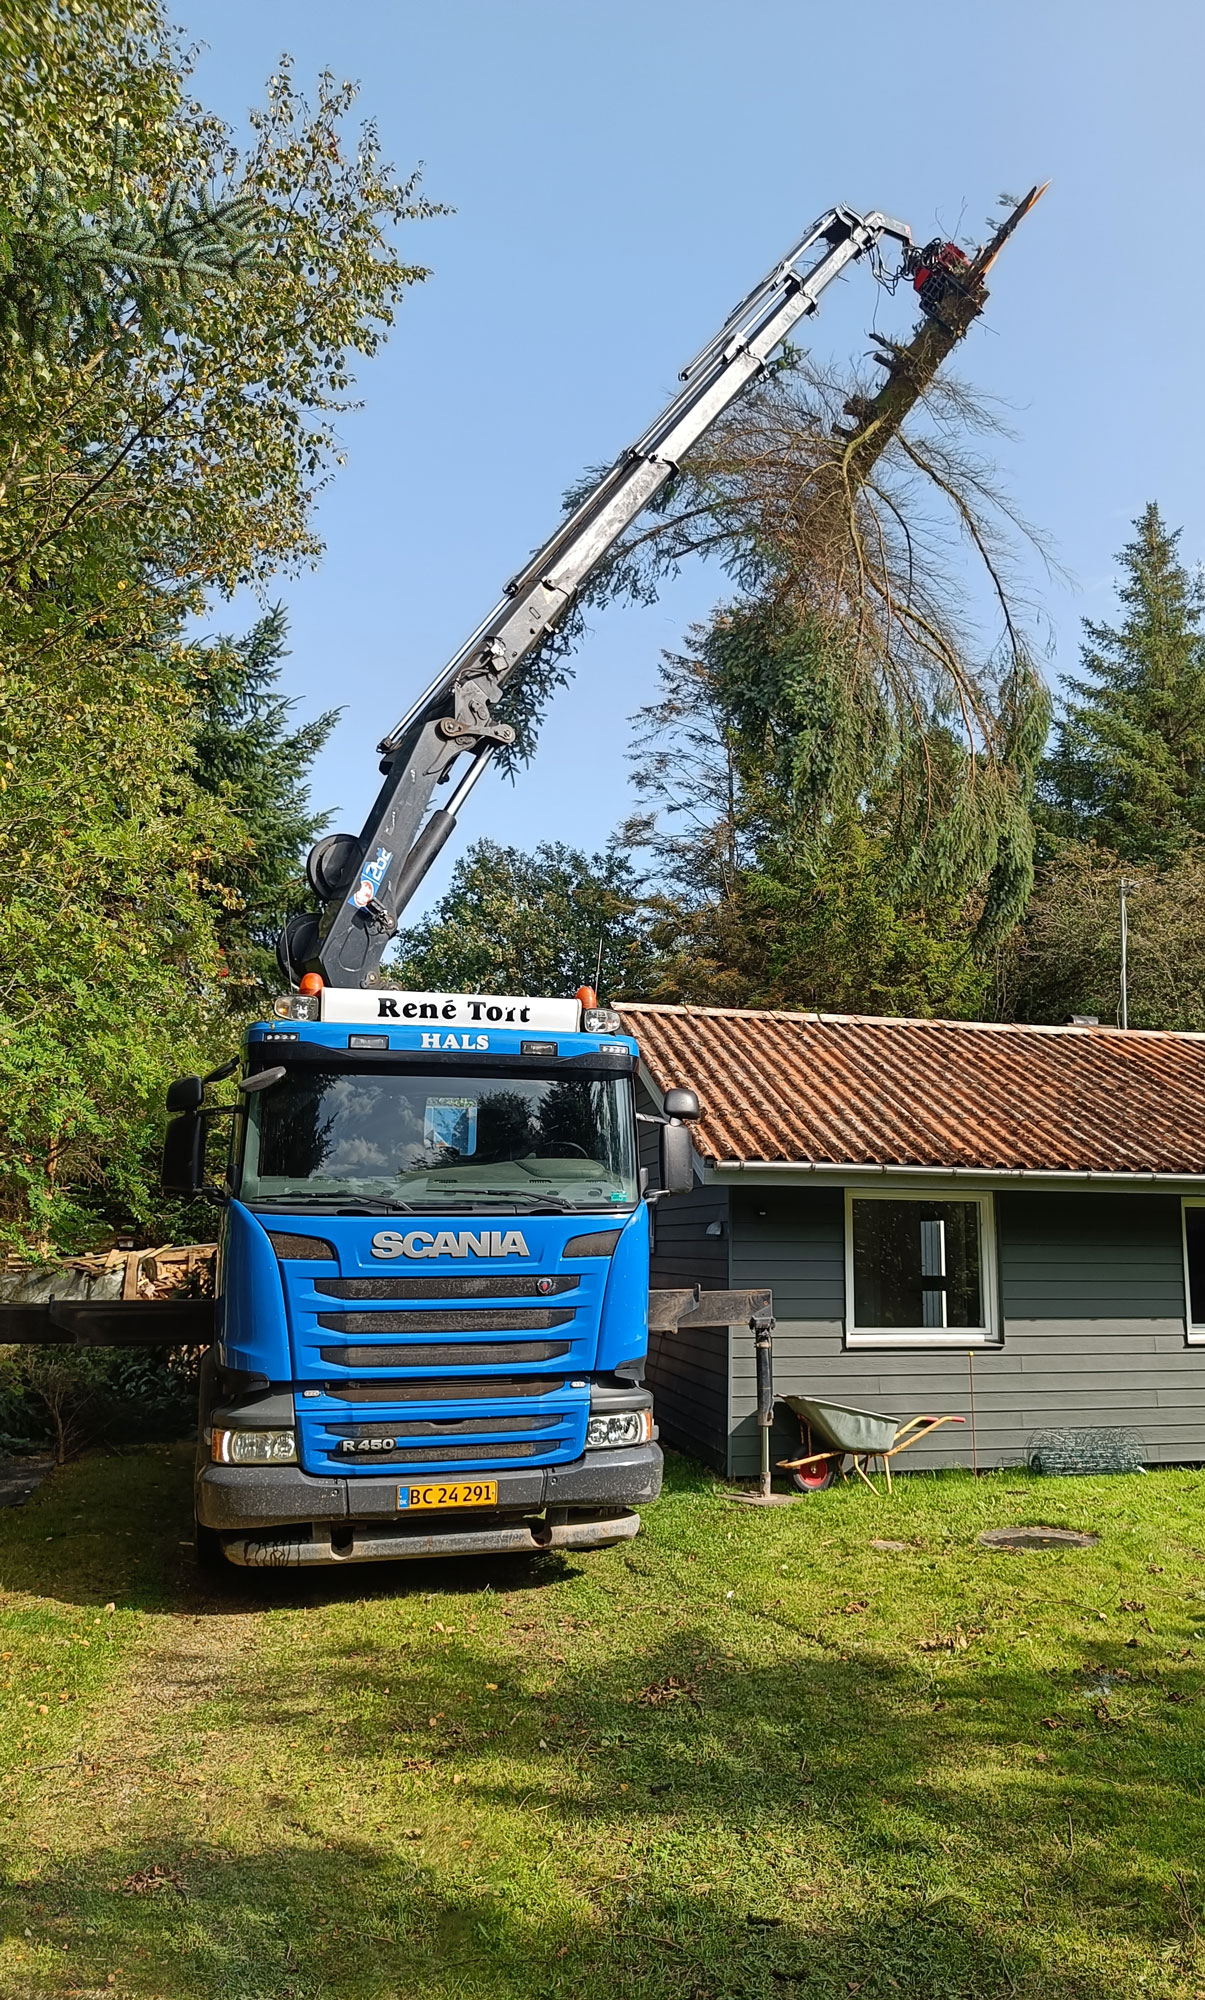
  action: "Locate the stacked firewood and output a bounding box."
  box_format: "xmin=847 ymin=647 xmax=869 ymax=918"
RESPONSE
xmin=0 ymin=1243 xmax=217 ymax=1305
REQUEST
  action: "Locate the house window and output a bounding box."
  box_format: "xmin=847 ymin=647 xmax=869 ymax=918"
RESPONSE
xmin=845 ymin=1192 xmax=998 ymax=1347
xmin=1181 ymin=1202 xmax=1205 ymax=1341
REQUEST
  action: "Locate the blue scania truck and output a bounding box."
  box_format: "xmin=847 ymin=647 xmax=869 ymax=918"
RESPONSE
xmin=163 ymin=984 xmax=714 ymax=1569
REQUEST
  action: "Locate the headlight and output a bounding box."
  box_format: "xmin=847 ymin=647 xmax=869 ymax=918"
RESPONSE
xmin=586 ymin=1410 xmax=653 ymax=1449
xmin=210 ymin=1428 xmax=297 ymax=1466
xmin=581 ymin=1007 xmax=621 ymax=1032
xmin=272 ymin=994 xmax=318 ymax=1021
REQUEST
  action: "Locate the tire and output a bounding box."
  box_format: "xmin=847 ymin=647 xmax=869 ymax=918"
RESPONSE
xmin=193 ymin=1518 xmax=230 ymax=1577
xmin=790 ymin=1457 xmax=839 ymax=1495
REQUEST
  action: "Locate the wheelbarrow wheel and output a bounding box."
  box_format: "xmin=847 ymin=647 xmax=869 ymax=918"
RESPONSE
xmin=791 ymin=1457 xmax=840 ymax=1494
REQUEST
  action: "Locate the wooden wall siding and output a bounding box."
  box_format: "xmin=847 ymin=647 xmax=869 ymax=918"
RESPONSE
xmin=727 ymin=1319 xmax=1205 ymax=1476
xmin=640 ymin=1170 xmax=1202 ymax=1476
xmin=725 ymin=1187 xmax=1190 ymax=1325
xmin=729 ymin=1188 xmax=845 ymax=1319
xmin=723 ymin=1186 xmax=1199 ymax=1476
xmin=649 ymin=1184 xmax=729 ymax=1291
xmin=644 ymin=1182 xmax=732 ymax=1468
xmin=996 ymin=1193 xmax=1186 ymax=1319
xmin=647 ymin=1324 xmax=730 ymax=1468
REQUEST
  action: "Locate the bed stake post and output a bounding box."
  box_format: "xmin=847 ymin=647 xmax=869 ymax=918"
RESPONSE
xmin=968 ymin=1349 xmax=978 ymax=1476
xmin=754 ymin=1309 xmax=776 ymax=1501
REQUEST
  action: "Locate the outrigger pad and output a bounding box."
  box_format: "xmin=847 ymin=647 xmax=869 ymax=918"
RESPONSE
xmin=648 ymin=1287 xmax=772 ymax=1332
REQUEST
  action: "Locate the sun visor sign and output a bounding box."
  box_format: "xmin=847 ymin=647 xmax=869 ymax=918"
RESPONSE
xmin=317 ymin=989 xmax=582 ymax=1031
xmin=347 ymin=844 xmax=392 ymax=910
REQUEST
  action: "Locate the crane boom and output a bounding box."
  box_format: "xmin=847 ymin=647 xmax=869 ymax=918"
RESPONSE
xmin=281 ymin=202 xmax=911 ymax=989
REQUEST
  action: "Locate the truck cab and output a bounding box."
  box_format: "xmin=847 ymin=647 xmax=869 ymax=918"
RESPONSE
xmin=171 ymin=988 xmax=688 ymax=1568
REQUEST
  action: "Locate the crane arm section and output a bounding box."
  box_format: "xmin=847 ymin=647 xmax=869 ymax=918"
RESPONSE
xmin=284 ymin=202 xmax=911 ymax=988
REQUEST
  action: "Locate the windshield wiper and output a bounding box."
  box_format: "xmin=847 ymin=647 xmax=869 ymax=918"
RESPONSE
xmin=445 ymin=1191 xmax=611 ymax=1213
xmin=252 ymin=1193 xmax=421 ymax=1214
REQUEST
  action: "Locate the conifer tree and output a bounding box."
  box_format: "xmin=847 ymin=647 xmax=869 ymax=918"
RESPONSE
xmin=189 ymin=608 xmax=337 ymax=998
xmin=1039 ymin=504 xmax=1205 ymax=862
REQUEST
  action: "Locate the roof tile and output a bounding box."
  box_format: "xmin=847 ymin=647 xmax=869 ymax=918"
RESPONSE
xmin=618 ymin=1004 xmax=1205 ymax=1177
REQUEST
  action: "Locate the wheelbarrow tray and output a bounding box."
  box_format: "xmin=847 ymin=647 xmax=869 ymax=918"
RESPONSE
xmin=783 ymin=1396 xmax=900 ymax=1456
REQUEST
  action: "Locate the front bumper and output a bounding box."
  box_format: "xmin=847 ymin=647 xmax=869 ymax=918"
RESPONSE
xmin=222 ymin=1508 xmax=642 ymax=1568
xmin=196 ymin=1441 xmax=663 ymax=1543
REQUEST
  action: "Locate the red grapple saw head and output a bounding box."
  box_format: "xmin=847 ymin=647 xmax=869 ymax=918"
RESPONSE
xmin=906 ymin=238 xmax=974 ymax=321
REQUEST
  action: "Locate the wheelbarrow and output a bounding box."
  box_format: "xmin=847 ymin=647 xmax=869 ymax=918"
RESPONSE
xmin=778 ymin=1395 xmax=966 ymax=1496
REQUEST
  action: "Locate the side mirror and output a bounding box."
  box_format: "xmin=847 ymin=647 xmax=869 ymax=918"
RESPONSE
xmin=166 ymin=1074 xmax=203 ymax=1114
xmin=162 ymin=1111 xmax=204 ymax=1196
xmin=663 ymin=1088 xmax=701 ymax=1122
xmin=659 ymin=1119 xmax=695 ymax=1197
xmin=238 ymin=1065 xmax=287 ymax=1095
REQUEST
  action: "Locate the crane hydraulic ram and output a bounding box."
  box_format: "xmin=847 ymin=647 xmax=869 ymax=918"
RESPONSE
xmin=280 ymin=203 xmax=912 ymax=990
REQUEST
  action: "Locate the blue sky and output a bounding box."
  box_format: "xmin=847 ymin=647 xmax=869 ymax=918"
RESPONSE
xmin=182 ymin=0 xmax=1205 ymax=920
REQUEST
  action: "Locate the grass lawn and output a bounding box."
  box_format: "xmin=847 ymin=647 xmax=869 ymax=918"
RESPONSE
xmin=1 ymin=1449 xmax=1205 ymax=1999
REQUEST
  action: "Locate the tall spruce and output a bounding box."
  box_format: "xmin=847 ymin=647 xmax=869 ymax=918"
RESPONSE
xmin=1040 ymin=505 xmax=1205 ymax=862
xmin=189 ymin=608 xmax=337 ymax=999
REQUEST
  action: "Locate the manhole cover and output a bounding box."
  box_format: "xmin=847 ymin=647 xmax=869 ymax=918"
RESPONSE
xmin=979 ymin=1525 xmax=1099 ymax=1552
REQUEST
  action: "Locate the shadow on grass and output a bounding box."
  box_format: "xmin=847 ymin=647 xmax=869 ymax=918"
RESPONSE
xmin=4 ymin=1453 xmax=1205 ymax=1999
xmin=0 ymin=1443 xmax=589 ymax=1613
xmin=0 ymin=1825 xmax=1138 ymax=2000
xmin=5 ymin=1610 xmax=1201 ymax=1996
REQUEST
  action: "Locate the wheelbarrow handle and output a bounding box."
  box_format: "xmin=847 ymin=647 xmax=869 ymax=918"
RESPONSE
xmin=885 ymin=1412 xmax=967 ymax=1457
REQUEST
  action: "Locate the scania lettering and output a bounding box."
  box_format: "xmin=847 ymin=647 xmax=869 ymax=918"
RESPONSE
xmin=370 ymin=1228 xmax=531 ymax=1259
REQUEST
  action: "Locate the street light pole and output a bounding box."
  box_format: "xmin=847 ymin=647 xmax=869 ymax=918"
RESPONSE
xmin=1119 ymin=876 xmax=1137 ymax=1029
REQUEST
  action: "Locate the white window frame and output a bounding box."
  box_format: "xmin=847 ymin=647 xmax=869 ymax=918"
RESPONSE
xmin=1180 ymin=1199 xmax=1205 ymax=1343
xmin=843 ymin=1187 xmax=1000 ymax=1349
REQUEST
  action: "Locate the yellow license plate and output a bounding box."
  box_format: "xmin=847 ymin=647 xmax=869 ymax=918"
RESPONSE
xmin=398 ymin=1479 xmax=498 ymax=1512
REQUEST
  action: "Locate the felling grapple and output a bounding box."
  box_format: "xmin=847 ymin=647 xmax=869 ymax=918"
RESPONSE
xmin=902 ymin=236 xmax=981 ymax=326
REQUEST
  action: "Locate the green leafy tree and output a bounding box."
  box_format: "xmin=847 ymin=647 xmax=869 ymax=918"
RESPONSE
xmin=392 ymin=840 xmax=657 ymax=1000
xmin=189 ymin=607 xmax=337 ymax=1000
xmin=998 ymin=843 xmax=1205 ymax=1032
xmin=1040 ymin=505 xmax=1205 ymax=863
xmin=0 ymin=3 xmax=440 ymax=1254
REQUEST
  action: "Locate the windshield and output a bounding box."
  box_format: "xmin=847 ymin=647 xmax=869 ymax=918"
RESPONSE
xmin=239 ymin=1065 xmax=638 ymax=1211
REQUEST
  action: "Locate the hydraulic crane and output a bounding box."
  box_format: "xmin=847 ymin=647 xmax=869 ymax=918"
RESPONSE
xmin=278 ymin=203 xmax=913 ymax=990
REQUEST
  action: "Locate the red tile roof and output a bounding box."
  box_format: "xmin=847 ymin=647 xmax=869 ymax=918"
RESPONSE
xmin=618 ymin=1004 xmax=1205 ymax=1178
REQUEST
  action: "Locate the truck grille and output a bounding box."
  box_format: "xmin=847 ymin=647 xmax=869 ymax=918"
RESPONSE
xmin=321 ymin=1375 xmax=566 ymax=1402
xmin=303 ymin=1394 xmax=585 ymax=1474
xmin=346 ymin=1440 xmax=543 ymax=1465
xmin=318 ymin=1340 xmax=572 ymax=1370
xmin=312 ymin=1275 xmax=579 ymax=1300
xmin=284 ymin=1234 xmax=609 ymax=1474
xmin=316 ymin=1308 xmax=575 ymax=1334
xmin=331 ymin=1414 xmax=558 ymax=1441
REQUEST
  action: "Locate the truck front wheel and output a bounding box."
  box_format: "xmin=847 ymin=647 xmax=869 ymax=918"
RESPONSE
xmin=194 ymin=1518 xmax=230 ymax=1576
